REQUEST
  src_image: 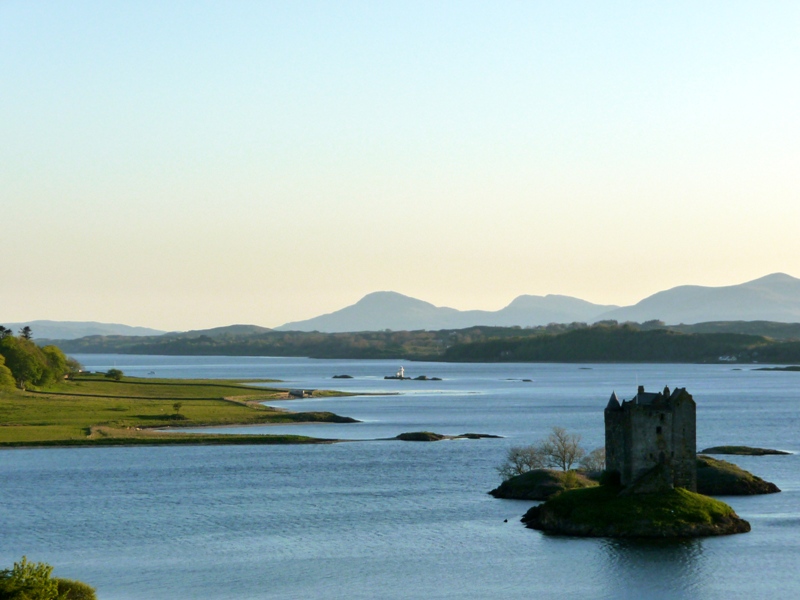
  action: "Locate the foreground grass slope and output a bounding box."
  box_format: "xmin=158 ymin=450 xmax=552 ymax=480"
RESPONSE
xmin=0 ymin=374 xmax=353 ymax=446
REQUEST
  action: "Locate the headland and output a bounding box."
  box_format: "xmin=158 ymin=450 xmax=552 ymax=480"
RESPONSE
xmin=0 ymin=373 xmax=357 ymax=448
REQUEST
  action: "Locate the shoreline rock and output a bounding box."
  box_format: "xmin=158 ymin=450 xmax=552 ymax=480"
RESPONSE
xmin=392 ymin=431 xmax=501 ymax=442
xmin=700 ymin=445 xmax=790 ymax=456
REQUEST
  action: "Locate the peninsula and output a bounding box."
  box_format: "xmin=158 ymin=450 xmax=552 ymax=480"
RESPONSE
xmin=0 ymin=373 xmax=357 ymax=448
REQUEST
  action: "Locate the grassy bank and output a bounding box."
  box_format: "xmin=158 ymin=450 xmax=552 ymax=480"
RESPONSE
xmin=0 ymin=374 xmax=354 ymax=447
xmin=522 ymin=485 xmax=751 ymax=537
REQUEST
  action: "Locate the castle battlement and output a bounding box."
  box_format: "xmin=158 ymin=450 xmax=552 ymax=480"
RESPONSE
xmin=604 ymin=385 xmax=697 ymax=492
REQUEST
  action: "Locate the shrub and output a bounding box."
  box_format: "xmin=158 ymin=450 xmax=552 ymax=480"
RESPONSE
xmin=0 ymin=557 xmax=96 ymax=600
xmin=0 ymin=556 xmax=58 ymax=599
xmin=105 ymin=369 xmax=124 ymax=381
xmin=55 ymin=578 xmax=97 ymax=600
xmin=599 ymin=469 xmax=621 ymax=487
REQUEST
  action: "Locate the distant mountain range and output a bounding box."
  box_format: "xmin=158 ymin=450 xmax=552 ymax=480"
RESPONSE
xmin=276 ymin=273 xmax=800 ymax=332
xmin=275 ymin=292 xmax=617 ymax=332
xmin=596 ymin=273 xmax=800 ymax=324
xmin=1 ymin=320 xmax=166 ymax=340
xmin=8 ymin=273 xmax=800 ymax=339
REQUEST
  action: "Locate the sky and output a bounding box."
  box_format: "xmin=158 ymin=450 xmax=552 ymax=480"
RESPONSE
xmin=2 ymin=1 xmax=799 ymax=331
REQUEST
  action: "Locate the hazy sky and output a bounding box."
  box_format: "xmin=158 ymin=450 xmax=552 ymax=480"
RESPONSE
xmin=2 ymin=2 xmax=799 ymax=330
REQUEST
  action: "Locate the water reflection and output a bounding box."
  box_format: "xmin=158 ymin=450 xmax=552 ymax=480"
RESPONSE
xmin=598 ymin=538 xmax=706 ymax=600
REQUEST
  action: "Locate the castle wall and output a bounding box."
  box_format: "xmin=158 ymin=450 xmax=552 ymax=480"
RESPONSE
xmin=622 ymin=407 xmax=634 ymax=484
xmin=604 ymin=408 xmax=625 ymax=477
xmin=603 ymin=388 xmax=697 ymax=492
xmin=628 ymin=406 xmax=674 ymax=486
xmin=670 ymin=394 xmax=697 ymax=491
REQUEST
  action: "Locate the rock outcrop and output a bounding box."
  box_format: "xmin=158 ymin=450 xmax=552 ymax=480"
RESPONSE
xmin=393 ymin=431 xmax=501 ymax=442
xmin=696 ymin=455 xmax=781 ymax=495
xmin=700 ymin=446 xmax=790 ymax=456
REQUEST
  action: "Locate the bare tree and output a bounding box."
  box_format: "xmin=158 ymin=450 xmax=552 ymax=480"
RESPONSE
xmin=497 ymin=444 xmax=549 ymax=480
xmin=544 ymin=427 xmax=586 ymax=471
xmin=497 ymin=427 xmax=590 ymax=480
xmin=579 ymin=446 xmax=606 ymax=472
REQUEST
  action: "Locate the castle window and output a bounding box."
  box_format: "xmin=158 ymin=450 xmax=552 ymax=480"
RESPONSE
xmin=659 ymin=413 xmax=665 ymax=422
xmin=656 ymin=426 xmax=662 ymax=434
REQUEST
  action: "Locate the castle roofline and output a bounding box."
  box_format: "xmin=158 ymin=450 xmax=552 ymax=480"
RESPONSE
xmin=634 ymin=391 xmax=662 ymax=406
xmin=605 ymin=391 xmax=621 ymax=410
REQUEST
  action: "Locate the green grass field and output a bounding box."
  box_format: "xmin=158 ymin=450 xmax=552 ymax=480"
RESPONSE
xmin=0 ymin=374 xmax=352 ymax=446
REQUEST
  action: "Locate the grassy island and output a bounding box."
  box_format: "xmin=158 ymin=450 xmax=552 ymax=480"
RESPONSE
xmin=522 ymin=485 xmax=751 ymax=538
xmin=490 ymin=469 xmax=598 ymax=500
xmin=697 ymin=455 xmax=781 ymax=495
xmin=0 ymin=373 xmax=356 ymax=447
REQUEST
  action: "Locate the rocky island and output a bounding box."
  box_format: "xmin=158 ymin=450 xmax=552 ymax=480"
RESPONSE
xmin=519 ymin=387 xmax=752 ymax=537
xmin=521 ymin=483 xmax=750 ymax=537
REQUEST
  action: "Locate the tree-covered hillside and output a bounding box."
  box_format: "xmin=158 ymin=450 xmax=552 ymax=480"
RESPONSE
xmin=40 ymin=321 xmax=800 ymax=364
xmin=0 ymin=326 xmax=77 ymax=388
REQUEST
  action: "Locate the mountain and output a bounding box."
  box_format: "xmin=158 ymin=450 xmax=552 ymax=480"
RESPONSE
xmin=494 ymin=294 xmax=618 ymax=326
xmin=596 ymin=273 xmax=800 ymax=324
xmin=2 ymin=320 xmax=166 ymax=340
xmin=275 ymin=291 xmax=618 ymax=332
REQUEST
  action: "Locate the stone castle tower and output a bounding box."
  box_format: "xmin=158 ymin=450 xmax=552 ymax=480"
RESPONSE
xmin=604 ymin=386 xmax=697 ymax=492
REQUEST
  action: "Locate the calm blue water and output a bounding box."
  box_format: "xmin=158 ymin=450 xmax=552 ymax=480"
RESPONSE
xmin=1 ymin=355 xmax=799 ymax=599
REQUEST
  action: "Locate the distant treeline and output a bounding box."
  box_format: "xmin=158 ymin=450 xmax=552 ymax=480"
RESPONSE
xmin=42 ymin=320 xmax=800 ymax=364
xmin=49 ymin=325 xmax=559 ymax=359
xmin=443 ymin=325 xmax=774 ymax=362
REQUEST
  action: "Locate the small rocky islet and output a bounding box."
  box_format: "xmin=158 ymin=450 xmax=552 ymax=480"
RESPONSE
xmin=393 ymin=431 xmax=501 ymax=442
xmin=489 ymin=469 xmax=598 ymax=500
xmin=696 ymin=455 xmax=781 ymax=495
xmin=700 ymin=445 xmax=791 ymax=456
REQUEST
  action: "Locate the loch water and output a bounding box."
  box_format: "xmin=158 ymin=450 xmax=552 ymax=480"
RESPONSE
xmin=1 ymin=355 xmax=799 ymax=599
